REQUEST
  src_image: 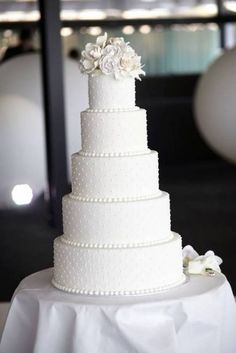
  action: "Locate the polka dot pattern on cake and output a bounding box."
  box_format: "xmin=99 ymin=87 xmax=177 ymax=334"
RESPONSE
xmin=81 ymin=109 xmax=148 ymax=154
xmin=71 ymin=151 xmax=159 ymax=199
xmin=88 ymin=75 xmax=136 ymax=110
xmin=53 ymin=233 xmax=184 ymax=294
xmin=62 ymin=191 xmax=171 ymax=245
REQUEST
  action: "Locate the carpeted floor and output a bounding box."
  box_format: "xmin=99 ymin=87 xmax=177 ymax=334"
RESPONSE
xmin=0 ymin=160 xmax=236 ymax=301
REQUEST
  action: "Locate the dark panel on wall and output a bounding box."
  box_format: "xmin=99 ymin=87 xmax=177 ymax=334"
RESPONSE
xmin=136 ymin=75 xmax=219 ymax=165
xmin=39 ymin=0 xmax=69 ymax=232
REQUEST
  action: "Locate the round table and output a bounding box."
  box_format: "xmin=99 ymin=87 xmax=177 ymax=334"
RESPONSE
xmin=1 ymin=268 xmax=236 ymax=353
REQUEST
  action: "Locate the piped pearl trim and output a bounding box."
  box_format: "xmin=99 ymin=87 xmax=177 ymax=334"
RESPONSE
xmin=69 ymin=192 xmax=161 ymax=203
xmin=86 ymin=107 xmax=140 ymax=113
xmin=52 ymin=275 xmax=186 ymax=296
xmin=60 ymin=234 xmax=174 ymax=249
xmin=79 ymin=150 xmax=150 ymax=158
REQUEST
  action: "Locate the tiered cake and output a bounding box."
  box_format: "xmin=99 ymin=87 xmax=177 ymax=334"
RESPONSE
xmin=52 ymin=33 xmax=185 ymax=295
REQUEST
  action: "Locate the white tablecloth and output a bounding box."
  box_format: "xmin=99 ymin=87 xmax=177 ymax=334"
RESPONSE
xmin=1 ymin=268 xmax=236 ymax=353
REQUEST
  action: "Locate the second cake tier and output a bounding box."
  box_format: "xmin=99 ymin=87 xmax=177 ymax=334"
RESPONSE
xmin=63 ymin=191 xmax=171 ymax=245
xmin=80 ymin=108 xmax=147 ymax=155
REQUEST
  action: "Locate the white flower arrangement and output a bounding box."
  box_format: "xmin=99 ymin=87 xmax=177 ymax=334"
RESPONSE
xmin=80 ymin=32 xmax=145 ymax=80
xmin=183 ymin=245 xmax=223 ymax=276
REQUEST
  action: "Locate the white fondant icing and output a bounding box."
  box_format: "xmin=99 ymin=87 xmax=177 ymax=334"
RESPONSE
xmin=81 ymin=109 xmax=148 ymax=154
xmin=71 ymin=151 xmax=159 ymax=199
xmin=60 ymin=235 xmax=173 ymax=249
xmin=79 ymin=150 xmax=149 ymax=157
xmin=88 ymin=75 xmax=135 ymax=110
xmin=63 ymin=192 xmax=171 ymax=245
xmin=86 ymin=107 xmax=139 ymax=113
xmin=68 ymin=192 xmax=161 ymax=203
xmin=52 ymin=275 xmax=186 ymax=296
xmin=53 ymin=233 xmax=184 ymax=294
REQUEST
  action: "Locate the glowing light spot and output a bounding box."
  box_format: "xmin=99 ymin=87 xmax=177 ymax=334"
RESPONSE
xmin=11 ymin=184 xmax=33 ymax=205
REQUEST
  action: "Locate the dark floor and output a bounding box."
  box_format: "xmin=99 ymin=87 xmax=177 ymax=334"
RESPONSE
xmin=0 ymin=159 xmax=236 ymax=301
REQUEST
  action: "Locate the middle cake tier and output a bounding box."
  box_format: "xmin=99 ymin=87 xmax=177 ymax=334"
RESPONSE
xmin=63 ymin=191 xmax=171 ymax=245
xmin=71 ymin=150 xmax=159 ymax=200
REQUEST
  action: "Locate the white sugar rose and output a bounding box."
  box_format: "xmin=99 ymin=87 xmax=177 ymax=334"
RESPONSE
xmin=108 ymin=37 xmax=125 ymax=47
xmin=96 ymin=32 xmax=107 ymax=48
xmin=117 ymin=46 xmax=145 ymax=80
xmin=102 ymin=44 xmax=122 ymax=59
xmin=80 ymin=32 xmax=145 ymax=79
xmin=80 ymin=43 xmax=102 ymax=73
xmin=85 ymin=43 xmax=102 ymax=60
xmin=80 ymin=58 xmax=94 ymax=73
xmin=99 ymin=55 xmax=120 ymax=75
xmin=120 ymin=52 xmax=136 ymax=73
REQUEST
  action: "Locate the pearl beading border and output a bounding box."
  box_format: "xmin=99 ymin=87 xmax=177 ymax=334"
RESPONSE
xmin=52 ymin=274 xmax=186 ymax=296
xmin=60 ymin=233 xmax=174 ymax=249
xmin=86 ymin=107 xmax=140 ymax=113
xmin=69 ymin=192 xmax=161 ymax=203
xmin=78 ymin=150 xmax=150 ymax=158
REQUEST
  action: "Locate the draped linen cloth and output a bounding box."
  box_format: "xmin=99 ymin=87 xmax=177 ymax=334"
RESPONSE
xmin=1 ymin=268 xmax=236 ymax=353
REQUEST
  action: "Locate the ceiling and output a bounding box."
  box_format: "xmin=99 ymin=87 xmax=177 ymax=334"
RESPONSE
xmin=0 ymin=0 xmax=235 ymax=22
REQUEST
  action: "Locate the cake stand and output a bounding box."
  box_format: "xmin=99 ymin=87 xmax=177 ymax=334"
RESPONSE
xmin=0 ymin=268 xmax=236 ymax=353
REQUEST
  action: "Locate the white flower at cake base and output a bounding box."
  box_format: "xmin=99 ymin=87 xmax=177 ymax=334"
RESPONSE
xmin=79 ymin=32 xmax=145 ymax=80
xmin=183 ymin=245 xmax=223 ymax=275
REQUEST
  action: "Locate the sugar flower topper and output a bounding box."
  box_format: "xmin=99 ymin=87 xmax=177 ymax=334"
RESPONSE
xmin=183 ymin=245 xmax=223 ymax=276
xmin=80 ymin=32 xmax=145 ymax=80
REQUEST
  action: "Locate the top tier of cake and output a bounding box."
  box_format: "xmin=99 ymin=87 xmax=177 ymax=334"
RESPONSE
xmin=88 ymin=75 xmax=136 ymax=110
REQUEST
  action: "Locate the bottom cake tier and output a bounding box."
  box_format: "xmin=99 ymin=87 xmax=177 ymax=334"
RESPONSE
xmin=52 ymin=233 xmax=185 ymax=295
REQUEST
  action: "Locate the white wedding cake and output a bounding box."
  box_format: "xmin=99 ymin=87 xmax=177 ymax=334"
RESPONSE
xmin=52 ymin=33 xmax=185 ymax=295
